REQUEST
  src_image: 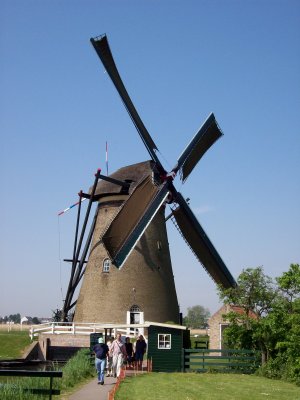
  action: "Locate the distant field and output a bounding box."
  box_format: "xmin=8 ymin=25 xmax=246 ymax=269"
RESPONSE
xmin=0 ymin=324 xmax=30 ymax=331
xmin=0 ymin=331 xmax=31 ymax=359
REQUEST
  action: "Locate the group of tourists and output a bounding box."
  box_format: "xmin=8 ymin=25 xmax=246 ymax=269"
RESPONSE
xmin=92 ymin=333 xmax=147 ymax=385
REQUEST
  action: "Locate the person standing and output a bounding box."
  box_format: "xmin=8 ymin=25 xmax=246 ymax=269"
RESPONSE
xmin=93 ymin=337 xmax=109 ymax=385
xmin=125 ymin=337 xmax=134 ymax=368
xmin=135 ymin=335 xmax=147 ymax=370
xmin=106 ymin=337 xmax=113 ymax=377
xmin=110 ymin=333 xmax=127 ymax=377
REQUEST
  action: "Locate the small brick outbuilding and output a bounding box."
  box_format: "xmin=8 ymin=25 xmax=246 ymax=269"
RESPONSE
xmin=208 ymin=304 xmax=257 ymax=349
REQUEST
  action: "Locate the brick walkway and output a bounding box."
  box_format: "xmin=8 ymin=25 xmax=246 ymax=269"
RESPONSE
xmin=68 ymin=375 xmax=117 ymax=400
xmin=68 ymin=363 xmax=149 ymax=400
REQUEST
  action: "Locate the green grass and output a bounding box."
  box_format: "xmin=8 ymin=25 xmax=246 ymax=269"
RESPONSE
xmin=60 ymin=349 xmax=95 ymax=390
xmin=0 ymin=331 xmax=31 ymax=359
xmin=115 ymin=372 xmax=300 ymax=400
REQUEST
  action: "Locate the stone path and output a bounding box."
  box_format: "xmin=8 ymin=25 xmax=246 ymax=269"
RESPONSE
xmin=68 ymin=375 xmax=117 ymax=400
xmin=68 ymin=364 xmax=148 ymax=399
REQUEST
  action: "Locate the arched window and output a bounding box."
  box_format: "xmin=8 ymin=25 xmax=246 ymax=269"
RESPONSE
xmin=102 ymin=258 xmax=111 ymax=273
xmin=130 ymin=305 xmax=140 ymax=312
xmin=130 ymin=304 xmax=141 ymax=325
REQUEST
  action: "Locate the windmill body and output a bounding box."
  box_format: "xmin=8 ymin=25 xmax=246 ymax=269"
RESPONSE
xmin=62 ymin=35 xmax=236 ymax=324
xmin=74 ymin=161 xmax=180 ymax=324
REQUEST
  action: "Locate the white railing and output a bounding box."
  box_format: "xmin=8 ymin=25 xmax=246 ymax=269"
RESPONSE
xmin=29 ymin=322 xmax=144 ymax=340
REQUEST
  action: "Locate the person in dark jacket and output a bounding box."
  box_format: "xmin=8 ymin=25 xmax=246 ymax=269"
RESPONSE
xmin=125 ymin=337 xmax=134 ymax=368
xmin=93 ymin=337 xmax=109 ymax=385
xmin=135 ymin=335 xmax=147 ymax=370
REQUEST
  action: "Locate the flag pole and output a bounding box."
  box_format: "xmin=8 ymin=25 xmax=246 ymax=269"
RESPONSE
xmin=106 ymin=141 xmax=109 ymax=176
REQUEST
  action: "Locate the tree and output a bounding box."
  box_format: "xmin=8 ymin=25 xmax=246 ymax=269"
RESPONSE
xmin=219 ymin=267 xmax=277 ymax=319
xmin=52 ymin=309 xmax=62 ymax=322
xmin=218 ymin=267 xmax=279 ymax=363
xmin=8 ymin=313 xmax=21 ymax=323
xmin=183 ymin=305 xmax=210 ymax=329
xmin=218 ymin=264 xmax=300 ymax=384
xmin=274 ymin=264 xmax=300 ymax=383
xmin=276 ymin=263 xmax=300 ymax=303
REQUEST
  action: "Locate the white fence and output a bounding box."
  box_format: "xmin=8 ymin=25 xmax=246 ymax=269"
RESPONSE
xmin=29 ymin=322 xmax=144 ymax=340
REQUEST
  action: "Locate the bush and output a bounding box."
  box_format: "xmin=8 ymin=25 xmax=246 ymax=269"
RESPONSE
xmin=257 ymin=355 xmax=300 ymax=386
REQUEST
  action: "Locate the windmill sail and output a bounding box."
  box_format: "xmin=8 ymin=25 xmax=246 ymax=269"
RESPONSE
xmin=90 ymin=35 xmax=165 ymax=173
xmin=175 ymin=113 xmax=223 ymax=182
xmin=172 ymin=192 xmax=236 ymax=288
xmin=90 ymin=36 xmax=235 ymax=287
xmin=66 ymin=34 xmax=236 ymax=325
xmin=102 ymin=174 xmax=170 ymax=267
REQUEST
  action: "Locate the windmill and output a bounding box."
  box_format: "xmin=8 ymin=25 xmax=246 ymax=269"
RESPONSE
xmin=61 ymin=34 xmax=236 ymax=324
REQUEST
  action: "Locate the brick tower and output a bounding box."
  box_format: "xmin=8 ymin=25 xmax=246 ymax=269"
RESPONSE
xmin=73 ymin=161 xmax=180 ymax=324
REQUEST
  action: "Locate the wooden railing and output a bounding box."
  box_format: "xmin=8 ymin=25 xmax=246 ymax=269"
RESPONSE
xmin=29 ymin=322 xmax=144 ymax=339
xmin=0 ymin=370 xmax=63 ymax=399
xmin=183 ymin=349 xmax=260 ymax=373
xmin=30 ymin=322 xmax=102 ymax=339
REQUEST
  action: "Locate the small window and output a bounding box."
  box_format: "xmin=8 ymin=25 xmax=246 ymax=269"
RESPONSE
xmin=158 ymin=334 xmax=171 ymax=349
xmin=130 ymin=305 xmax=140 ymax=312
xmin=102 ymin=258 xmax=111 ymax=273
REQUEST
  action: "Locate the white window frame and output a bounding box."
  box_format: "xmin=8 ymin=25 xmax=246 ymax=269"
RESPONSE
xmin=158 ymin=333 xmax=171 ymax=349
xmin=102 ymin=258 xmax=111 ymax=273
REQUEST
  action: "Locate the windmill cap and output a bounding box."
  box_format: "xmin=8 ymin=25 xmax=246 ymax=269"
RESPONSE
xmin=98 ymin=337 xmax=104 ymax=344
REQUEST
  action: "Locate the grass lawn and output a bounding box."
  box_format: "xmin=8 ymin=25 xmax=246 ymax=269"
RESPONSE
xmin=115 ymin=372 xmax=300 ymax=400
xmin=0 ymin=331 xmax=31 ymax=359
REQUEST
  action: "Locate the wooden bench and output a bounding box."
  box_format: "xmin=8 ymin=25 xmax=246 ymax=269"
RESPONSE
xmin=0 ymin=370 xmax=63 ymax=399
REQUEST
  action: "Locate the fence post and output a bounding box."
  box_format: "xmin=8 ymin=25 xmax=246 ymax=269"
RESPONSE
xmin=49 ymin=375 xmax=53 ymax=400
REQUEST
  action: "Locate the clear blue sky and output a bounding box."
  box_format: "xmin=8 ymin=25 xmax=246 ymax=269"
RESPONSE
xmin=1 ymin=0 xmax=299 ymax=318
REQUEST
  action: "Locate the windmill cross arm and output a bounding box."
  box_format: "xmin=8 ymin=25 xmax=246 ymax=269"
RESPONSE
xmin=98 ymin=172 xmax=131 ymax=188
xmin=63 ymin=259 xmax=88 ymax=264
